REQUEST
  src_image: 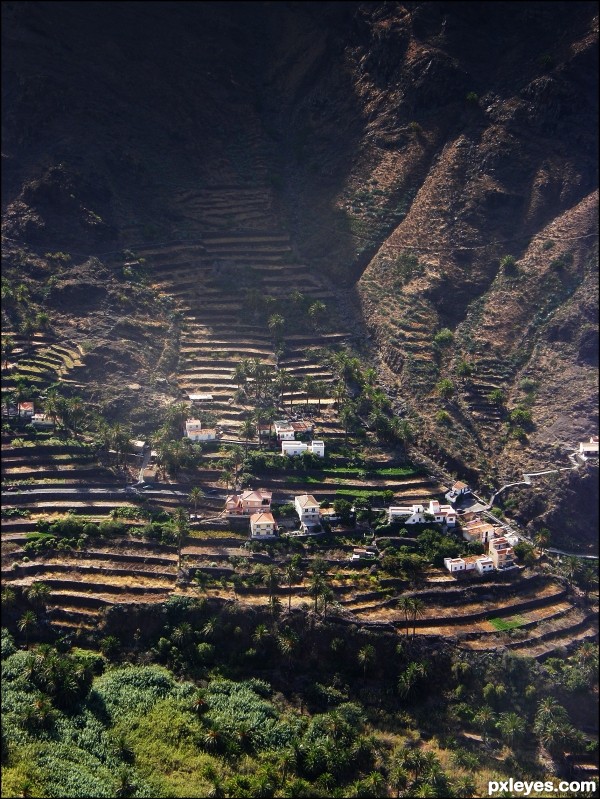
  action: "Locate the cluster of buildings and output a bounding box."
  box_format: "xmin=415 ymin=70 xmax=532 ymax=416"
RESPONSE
xmin=268 ymin=419 xmax=325 ymax=458
xmin=223 ymin=490 xmax=330 ymax=538
xmin=1 ymin=400 xmax=54 ymax=428
xmin=444 ymin=514 xmax=518 ymax=576
xmin=224 ymin=488 xmax=277 ymax=539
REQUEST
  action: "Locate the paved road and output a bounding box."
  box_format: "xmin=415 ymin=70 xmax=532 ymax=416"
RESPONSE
xmin=546 ymin=548 xmax=599 ymax=560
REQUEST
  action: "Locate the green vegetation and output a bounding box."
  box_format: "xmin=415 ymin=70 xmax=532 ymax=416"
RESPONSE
xmin=436 ymin=378 xmax=455 ymax=400
xmin=433 ymin=328 xmax=454 ymax=346
xmin=393 ymin=251 xmax=423 ymax=284
xmin=488 ymin=616 xmax=526 ymax=632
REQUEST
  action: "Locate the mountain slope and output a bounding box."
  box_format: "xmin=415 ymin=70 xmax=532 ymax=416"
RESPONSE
xmin=2 ymin=0 xmax=598 ymax=542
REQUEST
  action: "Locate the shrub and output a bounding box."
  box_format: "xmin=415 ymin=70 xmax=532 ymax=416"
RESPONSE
xmin=509 ymin=407 xmax=533 ymax=427
xmin=436 ymin=379 xmax=454 ymax=399
xmin=436 ymin=410 xmax=452 ymax=425
xmin=487 ymin=388 xmax=505 ymax=405
xmin=433 ymin=328 xmax=454 ymax=346
xmin=519 ymin=378 xmax=537 ymax=393
xmin=500 ymin=255 xmax=517 ymax=273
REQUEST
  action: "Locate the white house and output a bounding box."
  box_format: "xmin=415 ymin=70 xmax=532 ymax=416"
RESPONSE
xmin=444 ymin=555 xmax=495 ymax=575
xmin=388 ymin=504 xmax=427 ymax=524
xmin=579 ymin=437 xmax=599 ymax=459
xmin=475 ymin=556 xmax=494 ymax=574
xmin=445 ymin=481 xmax=470 ymax=504
xmin=185 ymin=419 xmax=217 ymax=442
xmin=351 ymin=546 xmax=378 ymax=561
xmin=294 ymin=494 xmax=321 ymax=525
xmin=250 ymin=512 xmax=278 ymax=539
xmin=281 ymin=440 xmax=325 ymax=457
xmin=462 ymin=520 xmax=497 ymax=544
xmin=427 ymin=500 xmax=457 ymax=527
xmin=274 ymin=420 xmax=295 ymax=441
xmin=444 ymin=557 xmax=474 ymax=573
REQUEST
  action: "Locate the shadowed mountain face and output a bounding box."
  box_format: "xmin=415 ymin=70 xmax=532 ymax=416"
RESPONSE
xmin=2 ymin=1 xmax=598 ymax=539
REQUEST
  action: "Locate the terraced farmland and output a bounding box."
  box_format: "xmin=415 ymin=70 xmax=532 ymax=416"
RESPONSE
xmin=136 ymin=186 xmax=352 ymax=437
xmin=1 ymin=331 xmax=87 ymax=394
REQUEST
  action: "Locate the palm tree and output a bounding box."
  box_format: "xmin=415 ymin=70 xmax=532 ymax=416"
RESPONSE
xmin=403 ymin=749 xmax=428 ymax=782
xmin=339 ymin=403 xmax=355 ymax=442
xmin=99 ymin=635 xmax=120 ymax=658
xmin=389 ymin=763 xmax=409 ymax=798
xmin=189 ymin=486 xmax=204 ymax=519
xmin=171 ymin=622 xmax=194 ymax=648
xmin=42 ymin=389 xmax=61 ymax=428
xmin=319 ymin=583 xmax=334 ymax=617
xmin=26 ymin=582 xmax=51 ymax=609
xmin=302 ymin=376 xmax=316 ymax=409
xmin=313 ymin=381 xmax=327 ymax=412
xmin=561 ymin=555 xmax=580 ymax=591
xmin=397 ymin=661 xmax=426 ymax=700
xmin=239 ymin=419 xmax=255 ymax=455
xmin=287 ymin=377 xmax=299 ymax=410
xmin=496 ymin=711 xmax=526 ymax=749
xmin=357 ymin=644 xmax=376 ymax=678
xmin=283 ymin=559 xmax=301 ymax=613
xmin=453 ymin=776 xmax=477 ymax=798
xmin=264 ymin=406 xmax=277 ymax=444
xmin=64 ymin=396 xmax=85 ymax=437
xmin=252 ymin=409 xmax=264 ymax=448
xmin=308 ymin=574 xmax=326 ymax=614
xmin=259 ymin=565 xmax=281 ymax=605
xmin=18 ymin=611 xmax=37 ymax=648
xmin=174 ymin=507 xmax=189 ymax=571
xmin=410 ymin=598 xmax=424 ymax=638
xmin=307 ymin=300 xmax=326 ymax=331
xmin=274 ymin=369 xmax=289 ymax=407
xmin=1 ymin=335 xmax=15 ymax=370
xmin=233 ymin=362 xmax=247 ymax=390
xmin=578 ymin=564 xmax=598 ymax=602
xmin=252 ymin=623 xmax=271 ymax=649
xmin=1 ymin=587 xmax=16 ymax=609
xmin=268 ymin=313 xmax=285 ymax=343
xmin=533 ymin=527 xmax=550 ymax=552
xmin=333 ymin=380 xmax=347 ymax=409
xmin=398 ymin=596 xmax=414 ymax=638
xmin=277 ymin=627 xmax=299 ymax=669
xmin=474 ymin=705 xmax=496 ymax=743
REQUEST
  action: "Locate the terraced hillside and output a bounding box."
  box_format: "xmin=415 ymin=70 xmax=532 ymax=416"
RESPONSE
xmin=139 ymin=219 xmax=352 ymax=438
xmin=1 ymin=331 xmax=87 ymax=395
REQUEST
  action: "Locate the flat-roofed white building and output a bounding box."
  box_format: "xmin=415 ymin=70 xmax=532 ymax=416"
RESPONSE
xmin=579 ymin=437 xmax=599 ymax=459
xmin=281 ymin=440 xmax=324 ymax=457
xmin=475 ymin=556 xmax=494 ymax=574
